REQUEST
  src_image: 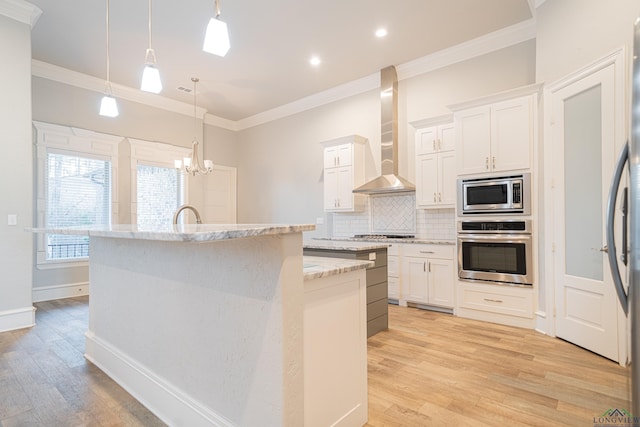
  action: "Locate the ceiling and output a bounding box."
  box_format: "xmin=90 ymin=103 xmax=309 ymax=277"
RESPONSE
xmin=28 ymin=0 xmax=534 ymax=122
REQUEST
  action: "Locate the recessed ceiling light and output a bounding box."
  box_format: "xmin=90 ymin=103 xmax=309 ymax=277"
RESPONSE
xmin=375 ymin=28 xmax=388 ymax=38
xmin=310 ymin=56 xmax=321 ymax=66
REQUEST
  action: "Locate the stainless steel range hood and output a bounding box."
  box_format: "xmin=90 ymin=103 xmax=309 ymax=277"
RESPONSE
xmin=353 ymin=66 xmax=415 ymax=195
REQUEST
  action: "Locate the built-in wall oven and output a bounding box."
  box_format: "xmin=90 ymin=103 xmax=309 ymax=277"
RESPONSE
xmin=457 ymin=219 xmax=533 ymax=286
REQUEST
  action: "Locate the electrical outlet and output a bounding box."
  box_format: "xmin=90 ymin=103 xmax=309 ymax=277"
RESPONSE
xmin=7 ymin=214 xmax=17 ymax=226
xmin=316 ymin=217 xmax=324 ymax=225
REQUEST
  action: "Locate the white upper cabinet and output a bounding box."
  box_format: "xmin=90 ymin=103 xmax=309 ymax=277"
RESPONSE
xmin=455 ymin=94 xmax=535 ymax=176
xmin=416 ymin=122 xmax=455 ymax=155
xmin=323 ymin=143 xmax=353 ymax=168
xmin=321 ymin=135 xmax=366 ymax=212
xmin=415 ymin=122 xmax=456 ymax=208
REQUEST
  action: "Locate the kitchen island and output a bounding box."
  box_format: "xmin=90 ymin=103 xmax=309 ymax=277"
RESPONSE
xmin=31 ymin=224 xmax=370 ymax=427
xmin=303 ymin=240 xmax=389 ymax=337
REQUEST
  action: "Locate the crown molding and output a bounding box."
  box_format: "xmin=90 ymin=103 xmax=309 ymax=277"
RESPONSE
xmin=396 ymin=18 xmax=536 ymax=81
xmin=235 ymin=73 xmax=379 ymax=130
xmin=0 ymin=0 xmax=41 ymax=27
xmin=447 ymin=82 xmax=543 ymax=112
xmin=32 ymin=60 xmax=210 ymax=120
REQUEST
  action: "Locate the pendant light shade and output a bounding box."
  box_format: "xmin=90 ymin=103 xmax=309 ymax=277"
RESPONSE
xmin=99 ymin=94 xmax=119 ymax=117
xmin=99 ymin=0 xmax=119 ymax=117
xmin=203 ymin=0 xmax=230 ymax=57
xmin=141 ymin=0 xmax=162 ymax=93
xmin=141 ymin=63 xmax=162 ymax=93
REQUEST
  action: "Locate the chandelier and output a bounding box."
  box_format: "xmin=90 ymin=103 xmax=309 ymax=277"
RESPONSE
xmin=175 ymin=77 xmax=213 ymax=176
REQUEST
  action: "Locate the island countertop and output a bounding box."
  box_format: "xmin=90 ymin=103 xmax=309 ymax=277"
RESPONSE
xmin=28 ymin=223 xmax=315 ymax=242
xmin=303 ymin=256 xmax=373 ymax=281
xmin=303 ymin=239 xmax=390 ymax=251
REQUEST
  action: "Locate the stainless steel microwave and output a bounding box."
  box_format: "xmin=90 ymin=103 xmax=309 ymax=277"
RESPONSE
xmin=457 ymin=173 xmax=530 ymax=216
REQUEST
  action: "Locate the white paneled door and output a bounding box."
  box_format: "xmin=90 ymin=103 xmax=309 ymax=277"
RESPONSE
xmin=203 ymin=164 xmax=237 ymax=223
xmin=549 ymin=53 xmax=625 ymax=363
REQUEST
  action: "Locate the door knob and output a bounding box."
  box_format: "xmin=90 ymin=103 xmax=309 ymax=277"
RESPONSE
xmin=599 ymin=245 xmax=609 ymax=253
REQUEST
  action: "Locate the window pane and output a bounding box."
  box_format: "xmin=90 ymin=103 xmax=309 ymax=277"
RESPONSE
xmin=47 ymin=153 xmax=111 ymax=260
xmin=137 ymin=164 xmax=183 ymax=227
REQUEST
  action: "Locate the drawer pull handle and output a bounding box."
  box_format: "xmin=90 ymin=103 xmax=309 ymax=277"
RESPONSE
xmin=484 ymin=298 xmax=503 ymax=303
xmin=419 ymin=251 xmax=435 ymax=254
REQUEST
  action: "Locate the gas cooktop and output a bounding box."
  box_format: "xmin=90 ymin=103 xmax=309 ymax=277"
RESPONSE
xmin=352 ymin=234 xmax=415 ymax=239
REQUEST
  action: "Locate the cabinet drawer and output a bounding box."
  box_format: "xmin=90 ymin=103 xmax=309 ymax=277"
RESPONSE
xmin=388 ymin=277 xmax=400 ymax=299
xmin=402 ymin=244 xmax=453 ymax=259
xmin=367 ymin=266 xmax=388 ymax=285
xmin=387 ymin=243 xmax=400 ymax=256
xmin=367 ymin=282 xmax=388 ymax=304
xmin=459 ymin=282 xmax=533 ymax=318
xmin=387 ymin=255 xmax=399 ymax=277
xmin=368 ymin=299 xmax=388 ymax=321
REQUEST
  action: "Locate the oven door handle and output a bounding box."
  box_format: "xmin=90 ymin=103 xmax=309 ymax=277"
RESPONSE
xmin=457 ymin=234 xmax=531 ymax=244
xmin=605 ymin=141 xmax=628 ymax=315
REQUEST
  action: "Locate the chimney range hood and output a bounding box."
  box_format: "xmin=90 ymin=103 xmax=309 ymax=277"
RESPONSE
xmin=353 ymin=66 xmax=415 ymax=195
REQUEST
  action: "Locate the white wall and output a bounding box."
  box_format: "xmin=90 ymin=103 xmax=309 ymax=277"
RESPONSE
xmin=236 ymin=41 xmax=536 ymax=238
xmin=0 ymin=9 xmax=36 ymax=331
xmin=536 ymin=0 xmax=639 ymax=85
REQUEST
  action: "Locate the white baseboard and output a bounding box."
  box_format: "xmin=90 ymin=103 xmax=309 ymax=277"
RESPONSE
xmin=32 ymin=282 xmax=89 ymax=302
xmin=85 ymin=332 xmax=234 ymax=427
xmin=0 ymin=306 xmax=35 ymax=332
xmin=535 ymin=310 xmax=554 ymax=336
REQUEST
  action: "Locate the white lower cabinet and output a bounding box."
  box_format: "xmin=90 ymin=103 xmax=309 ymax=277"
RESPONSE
xmin=396 ymin=244 xmax=455 ymax=309
xmin=457 ymin=281 xmax=534 ymax=329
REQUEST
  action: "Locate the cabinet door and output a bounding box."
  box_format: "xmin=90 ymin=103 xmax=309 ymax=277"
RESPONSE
xmin=402 ymin=256 xmax=428 ymax=304
xmin=324 ymin=146 xmax=338 ymax=168
xmin=455 ymin=107 xmax=491 ymax=175
xmin=335 ymin=166 xmax=354 ymax=210
xmin=324 ymin=168 xmax=339 ymax=210
xmin=438 ymin=151 xmax=457 ymax=207
xmin=416 ymin=154 xmax=438 ymax=208
xmin=438 ymin=123 xmax=455 ymax=152
xmin=491 ymin=97 xmax=531 ymax=172
xmin=336 ymin=143 xmax=353 ymax=167
xmin=416 ymin=126 xmax=438 ymax=155
xmin=427 ymin=258 xmax=454 ymax=308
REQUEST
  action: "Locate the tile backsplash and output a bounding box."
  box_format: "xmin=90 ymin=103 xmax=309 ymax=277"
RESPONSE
xmin=371 ymin=194 xmax=415 ymax=234
xmin=331 ymin=194 xmax=455 ymax=240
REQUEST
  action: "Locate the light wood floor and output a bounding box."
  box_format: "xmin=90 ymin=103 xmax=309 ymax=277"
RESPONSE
xmin=0 ymin=297 xmax=630 ymax=426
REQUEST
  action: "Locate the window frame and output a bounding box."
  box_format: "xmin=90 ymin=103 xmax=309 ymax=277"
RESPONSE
xmin=129 ymin=138 xmax=191 ymax=225
xmin=34 ymin=121 xmax=121 ymax=269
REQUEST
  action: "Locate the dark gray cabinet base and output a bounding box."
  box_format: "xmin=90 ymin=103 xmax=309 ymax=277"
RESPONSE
xmin=303 ymin=247 xmax=388 ymax=337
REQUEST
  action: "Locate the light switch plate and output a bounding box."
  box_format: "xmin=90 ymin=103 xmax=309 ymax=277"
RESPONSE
xmin=7 ymin=214 xmax=17 ymax=226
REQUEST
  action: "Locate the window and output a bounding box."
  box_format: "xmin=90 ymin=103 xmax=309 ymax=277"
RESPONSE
xmin=129 ymin=138 xmax=190 ymax=226
xmin=136 ymin=164 xmax=184 ymax=227
xmin=34 ymin=121 xmax=121 ymax=268
xmin=46 ymin=152 xmax=111 ymax=260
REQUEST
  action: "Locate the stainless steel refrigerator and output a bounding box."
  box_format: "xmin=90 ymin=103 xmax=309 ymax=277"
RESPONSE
xmin=607 ymin=16 xmax=640 ymax=416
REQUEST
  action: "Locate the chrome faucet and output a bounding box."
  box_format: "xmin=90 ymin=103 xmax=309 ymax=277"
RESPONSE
xmin=173 ymin=204 xmax=202 ymax=225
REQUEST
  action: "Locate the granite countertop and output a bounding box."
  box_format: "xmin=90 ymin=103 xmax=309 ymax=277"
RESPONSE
xmin=303 ymin=256 xmax=373 ymax=281
xmin=303 ymin=239 xmax=390 ymax=251
xmin=28 ymin=224 xmax=315 ymax=242
xmin=311 ymin=237 xmax=455 ymax=246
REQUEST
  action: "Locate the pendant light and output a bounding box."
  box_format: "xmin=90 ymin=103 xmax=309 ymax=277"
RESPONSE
xmin=174 ymin=78 xmax=214 ymax=176
xmin=99 ymin=0 xmax=119 ymax=117
xmin=140 ymin=0 xmax=162 ymax=93
xmin=202 ymin=0 xmax=230 ymax=57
